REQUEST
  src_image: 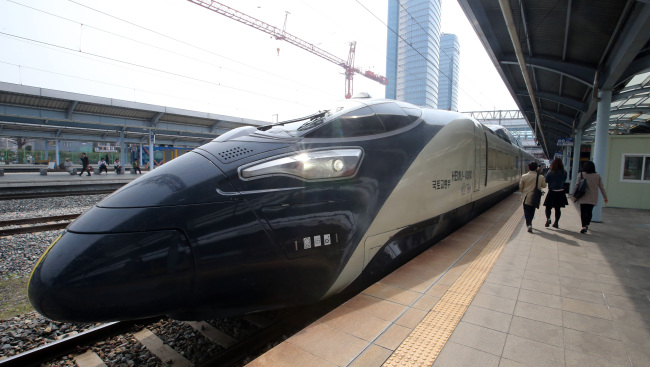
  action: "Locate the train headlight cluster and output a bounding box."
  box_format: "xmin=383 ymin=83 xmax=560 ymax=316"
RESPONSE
xmin=239 ymin=148 xmax=363 ymax=181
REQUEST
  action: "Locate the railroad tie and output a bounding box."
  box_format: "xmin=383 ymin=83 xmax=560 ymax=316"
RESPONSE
xmin=187 ymin=321 xmax=238 ymax=348
xmin=133 ymin=328 xmax=193 ymax=367
xmin=74 ymin=350 xmax=107 ymax=367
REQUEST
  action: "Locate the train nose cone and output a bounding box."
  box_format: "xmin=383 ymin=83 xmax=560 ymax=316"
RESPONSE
xmin=28 ymin=229 xmax=194 ymax=322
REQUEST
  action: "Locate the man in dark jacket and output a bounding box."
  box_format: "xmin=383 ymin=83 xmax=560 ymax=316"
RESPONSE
xmin=79 ymin=153 xmax=91 ymax=177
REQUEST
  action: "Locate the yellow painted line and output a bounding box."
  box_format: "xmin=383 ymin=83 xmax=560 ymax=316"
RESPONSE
xmin=383 ymin=206 xmax=523 ymax=367
xmin=27 ymin=232 xmax=62 ymax=290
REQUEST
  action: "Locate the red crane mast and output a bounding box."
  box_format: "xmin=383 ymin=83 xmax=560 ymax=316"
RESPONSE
xmin=187 ymin=0 xmax=388 ymax=98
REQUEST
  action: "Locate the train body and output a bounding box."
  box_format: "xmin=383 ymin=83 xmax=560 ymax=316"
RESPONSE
xmin=28 ymin=98 xmax=537 ymax=322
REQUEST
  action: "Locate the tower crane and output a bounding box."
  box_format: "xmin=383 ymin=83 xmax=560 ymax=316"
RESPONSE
xmin=187 ymin=0 xmax=388 ymax=99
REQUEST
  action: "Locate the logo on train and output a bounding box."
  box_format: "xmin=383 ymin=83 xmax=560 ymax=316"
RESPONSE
xmin=432 ymin=170 xmax=473 ymax=190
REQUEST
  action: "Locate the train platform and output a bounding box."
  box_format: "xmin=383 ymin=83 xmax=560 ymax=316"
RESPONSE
xmin=248 ymin=193 xmax=650 ymax=367
xmin=0 ymin=170 xmax=140 ymax=189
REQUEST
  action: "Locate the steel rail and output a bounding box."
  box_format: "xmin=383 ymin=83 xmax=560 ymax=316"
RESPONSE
xmin=0 ymin=214 xmax=82 ymax=236
xmin=0 ymin=190 xmax=116 ymax=201
xmin=0 ymin=317 xmax=160 ymax=367
xmin=1 ymin=214 xmax=80 ymax=227
xmin=0 ymin=223 xmax=72 ymax=236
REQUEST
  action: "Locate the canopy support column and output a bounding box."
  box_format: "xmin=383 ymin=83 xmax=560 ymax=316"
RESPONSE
xmin=570 ymin=129 xmax=582 ymax=194
xmin=55 ymin=139 xmax=60 ymax=168
xmin=149 ymin=131 xmax=155 ymax=171
xmin=592 ymin=89 xmax=611 ymax=222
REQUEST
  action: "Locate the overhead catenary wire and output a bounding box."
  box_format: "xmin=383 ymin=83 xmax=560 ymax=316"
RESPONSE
xmin=297 ymin=0 xmax=400 ymax=75
xmin=5 ymin=0 xmax=336 ymax=101
xmin=0 ymin=31 xmax=322 ymax=109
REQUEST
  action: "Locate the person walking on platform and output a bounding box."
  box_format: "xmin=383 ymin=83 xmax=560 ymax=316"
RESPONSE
xmin=573 ymin=161 xmax=608 ymax=234
xmin=79 ymin=153 xmax=91 ymax=177
xmin=519 ymin=161 xmax=547 ymax=233
xmin=98 ymin=158 xmax=108 ymax=174
xmin=543 ymin=158 xmax=568 ymax=228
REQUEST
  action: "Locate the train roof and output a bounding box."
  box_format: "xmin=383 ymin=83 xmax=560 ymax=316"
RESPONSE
xmin=484 ymin=124 xmax=523 ymax=148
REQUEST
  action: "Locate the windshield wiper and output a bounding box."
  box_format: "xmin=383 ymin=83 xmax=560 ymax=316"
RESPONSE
xmin=257 ymin=111 xmax=329 ymax=131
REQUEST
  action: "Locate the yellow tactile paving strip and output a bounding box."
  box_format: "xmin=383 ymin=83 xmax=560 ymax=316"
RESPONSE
xmin=383 ymin=206 xmax=523 ymax=367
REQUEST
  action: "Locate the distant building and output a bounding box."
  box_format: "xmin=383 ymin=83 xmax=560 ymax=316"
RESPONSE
xmin=438 ymin=33 xmax=460 ymax=111
xmin=386 ymin=0 xmax=442 ymax=108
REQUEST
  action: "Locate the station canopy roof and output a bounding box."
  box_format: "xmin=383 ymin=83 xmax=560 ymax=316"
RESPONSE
xmin=0 ymin=82 xmax=266 ymax=147
xmin=458 ymin=0 xmax=650 ymax=158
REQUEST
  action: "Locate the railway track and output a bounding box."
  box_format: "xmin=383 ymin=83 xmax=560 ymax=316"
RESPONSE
xmin=0 ymin=189 xmax=116 ymax=201
xmin=0 ymin=214 xmax=80 ymax=236
xmin=0 ymin=301 xmax=342 ymax=367
xmin=0 ymin=318 xmax=158 ymax=367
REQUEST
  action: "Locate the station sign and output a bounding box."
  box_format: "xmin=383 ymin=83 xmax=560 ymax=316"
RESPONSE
xmin=557 ymin=138 xmax=574 ymax=146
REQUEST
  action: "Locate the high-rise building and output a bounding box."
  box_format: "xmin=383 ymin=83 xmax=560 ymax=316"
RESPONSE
xmin=385 ymin=0 xmax=442 ymax=108
xmin=438 ymin=33 xmax=460 ymax=111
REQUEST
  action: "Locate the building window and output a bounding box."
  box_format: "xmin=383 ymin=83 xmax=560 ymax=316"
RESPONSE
xmin=621 ymin=154 xmax=650 ymax=182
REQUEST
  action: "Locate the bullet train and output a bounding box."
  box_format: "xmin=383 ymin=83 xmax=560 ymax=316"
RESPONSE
xmin=28 ymin=97 xmax=537 ymax=322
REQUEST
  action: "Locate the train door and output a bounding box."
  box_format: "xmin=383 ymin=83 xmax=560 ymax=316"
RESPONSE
xmin=474 ymin=123 xmax=487 ymax=194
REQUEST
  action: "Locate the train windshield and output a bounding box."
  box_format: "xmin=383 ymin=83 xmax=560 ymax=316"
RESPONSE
xmin=268 ymin=100 xmax=366 ymax=137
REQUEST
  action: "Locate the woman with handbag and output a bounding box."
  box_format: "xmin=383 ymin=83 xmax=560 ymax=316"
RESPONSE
xmin=573 ymin=161 xmax=608 ymax=234
xmin=519 ymin=161 xmax=547 ymax=233
xmin=543 ymin=158 xmax=569 ymax=228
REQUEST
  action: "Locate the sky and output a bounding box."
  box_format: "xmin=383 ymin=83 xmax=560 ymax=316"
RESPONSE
xmin=0 ymin=0 xmax=518 ymax=122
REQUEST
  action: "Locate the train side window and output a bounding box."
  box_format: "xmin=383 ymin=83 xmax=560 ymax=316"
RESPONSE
xmin=488 ymin=148 xmax=496 ymax=169
xmin=370 ymin=103 xmax=412 ymax=131
xmin=495 ymin=129 xmax=511 ymax=144
xmin=307 ymin=106 xmax=386 ymax=138
xmin=395 ymin=101 xmax=422 ymax=122
xmin=401 ymin=107 xmax=422 ymax=122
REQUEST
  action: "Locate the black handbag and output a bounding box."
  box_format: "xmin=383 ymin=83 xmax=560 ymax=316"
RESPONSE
xmin=574 ymin=172 xmax=588 ymax=199
xmin=531 ymin=173 xmax=543 ymax=209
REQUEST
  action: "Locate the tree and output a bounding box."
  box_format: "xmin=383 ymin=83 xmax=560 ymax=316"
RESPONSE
xmin=13 ymin=137 xmax=29 ymax=164
xmin=13 ymin=137 xmax=28 ymax=149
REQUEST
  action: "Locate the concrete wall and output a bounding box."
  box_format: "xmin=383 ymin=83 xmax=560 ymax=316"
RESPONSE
xmin=605 ymin=135 xmax=650 ymax=209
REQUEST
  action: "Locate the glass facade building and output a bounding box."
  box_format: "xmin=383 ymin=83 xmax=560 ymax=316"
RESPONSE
xmin=438 ymin=33 xmax=460 ymax=111
xmin=385 ymin=0 xmax=442 ymax=108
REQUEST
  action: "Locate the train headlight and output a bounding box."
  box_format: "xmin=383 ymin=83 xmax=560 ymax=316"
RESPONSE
xmin=239 ymin=148 xmax=363 ymax=181
xmin=332 ymin=159 xmax=345 ymax=172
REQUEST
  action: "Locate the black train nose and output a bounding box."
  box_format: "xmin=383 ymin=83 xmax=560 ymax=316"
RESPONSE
xmin=28 ymin=229 xmax=194 ymax=322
